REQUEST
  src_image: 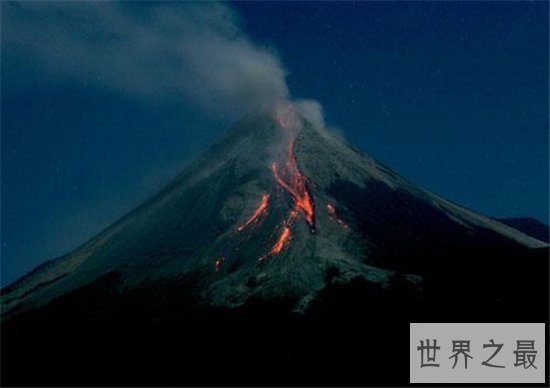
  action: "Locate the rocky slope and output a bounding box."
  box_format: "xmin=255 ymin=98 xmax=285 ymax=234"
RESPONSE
xmin=1 ymin=104 xmax=545 ymax=317
xmin=2 ymin=103 xmax=548 ymax=387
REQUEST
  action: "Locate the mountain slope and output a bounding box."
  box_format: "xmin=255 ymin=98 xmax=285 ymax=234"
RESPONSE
xmin=497 ymin=217 xmax=549 ymax=242
xmin=2 ymin=104 xmax=548 ymax=387
xmin=1 ymin=104 xmax=545 ymax=317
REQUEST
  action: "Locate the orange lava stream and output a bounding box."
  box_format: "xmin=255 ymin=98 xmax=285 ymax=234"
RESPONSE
xmin=259 ymin=209 xmax=297 ymax=262
xmin=271 ymin=142 xmax=315 ymax=228
xmin=259 ymin=104 xmax=317 ymax=261
xmin=254 ymin=103 xmax=319 ymax=262
xmin=236 ymin=194 xmax=270 ymax=232
xmin=270 ymin=226 xmax=291 ymax=255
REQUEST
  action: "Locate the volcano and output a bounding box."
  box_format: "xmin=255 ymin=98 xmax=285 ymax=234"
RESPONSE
xmin=2 ymin=104 xmax=548 ymax=386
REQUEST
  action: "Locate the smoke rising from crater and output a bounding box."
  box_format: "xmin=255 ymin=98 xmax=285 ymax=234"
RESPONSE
xmin=3 ymin=1 xmax=323 ymax=122
xmin=294 ymin=99 xmax=326 ymax=129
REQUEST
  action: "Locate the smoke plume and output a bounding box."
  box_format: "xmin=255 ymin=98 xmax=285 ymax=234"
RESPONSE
xmin=3 ymin=1 xmax=324 ymax=122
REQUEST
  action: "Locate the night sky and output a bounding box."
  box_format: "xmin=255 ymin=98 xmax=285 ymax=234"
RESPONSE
xmin=2 ymin=1 xmax=548 ymax=285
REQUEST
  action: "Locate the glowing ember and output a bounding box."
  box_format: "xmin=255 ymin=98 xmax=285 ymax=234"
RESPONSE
xmin=327 ymin=203 xmax=349 ymax=229
xmin=214 ymin=255 xmax=225 ymax=272
xmin=236 ymin=194 xmax=270 ymax=232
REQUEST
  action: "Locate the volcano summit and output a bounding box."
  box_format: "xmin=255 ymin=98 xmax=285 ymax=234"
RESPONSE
xmin=2 ymin=104 xmax=548 ymax=386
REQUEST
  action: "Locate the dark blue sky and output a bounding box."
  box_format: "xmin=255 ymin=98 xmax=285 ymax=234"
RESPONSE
xmin=2 ymin=1 xmax=548 ymax=285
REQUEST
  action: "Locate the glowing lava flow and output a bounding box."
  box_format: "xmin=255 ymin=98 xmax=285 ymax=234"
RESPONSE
xmin=271 ymin=141 xmax=315 ymax=230
xmin=259 ymin=210 xmax=298 ymax=262
xmin=260 ymin=104 xmax=317 ymax=261
xmin=269 ymin=226 xmax=291 ymax=256
xmin=327 ymin=203 xmax=349 ymax=229
xmin=236 ymin=194 xmax=270 ymax=232
xmin=216 ymin=105 xmax=318 ymax=266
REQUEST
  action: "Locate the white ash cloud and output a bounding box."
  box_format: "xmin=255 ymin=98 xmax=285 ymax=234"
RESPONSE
xmin=2 ymin=1 xmax=300 ymax=118
xmin=294 ymin=99 xmax=326 ymax=129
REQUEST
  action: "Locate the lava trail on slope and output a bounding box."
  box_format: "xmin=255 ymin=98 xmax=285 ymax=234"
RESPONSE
xmin=236 ymin=194 xmax=270 ymax=233
xmin=260 ymin=104 xmax=317 ymax=260
xmin=215 ymin=104 xmax=318 ymax=266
